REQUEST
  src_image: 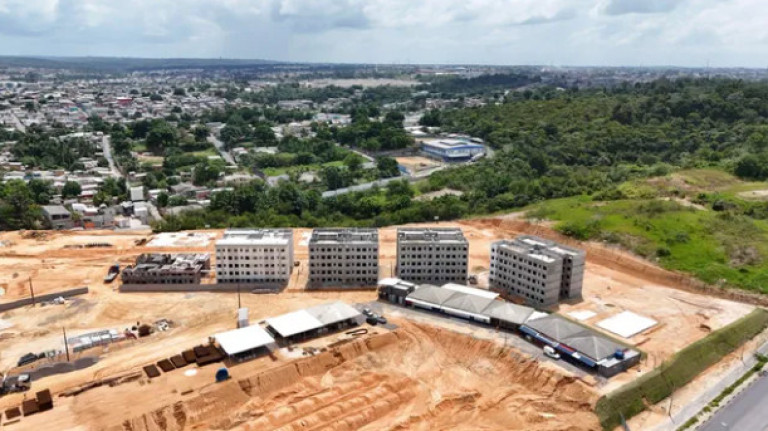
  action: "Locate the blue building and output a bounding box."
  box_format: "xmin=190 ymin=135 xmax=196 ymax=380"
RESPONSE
xmin=421 ymin=139 xmax=485 ymax=162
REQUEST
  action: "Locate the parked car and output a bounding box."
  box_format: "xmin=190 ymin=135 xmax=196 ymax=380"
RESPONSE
xmin=543 ymin=345 xmax=560 ymax=360
xmin=376 ymin=315 xmax=387 ymax=325
xmin=17 ymin=353 xmax=38 ymax=367
xmin=362 ymin=308 xmax=373 ymax=316
xmin=366 ymin=316 xmax=379 ymax=325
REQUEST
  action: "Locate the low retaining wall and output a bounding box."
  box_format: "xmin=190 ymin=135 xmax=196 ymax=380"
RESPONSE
xmin=0 ymin=287 xmax=89 ymax=312
xmin=119 ymin=283 xmax=284 ymax=293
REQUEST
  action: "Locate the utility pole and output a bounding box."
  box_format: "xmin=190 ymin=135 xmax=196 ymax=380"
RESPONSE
xmin=62 ymin=327 xmax=70 ymax=362
xmin=29 ymin=277 xmax=36 ymax=306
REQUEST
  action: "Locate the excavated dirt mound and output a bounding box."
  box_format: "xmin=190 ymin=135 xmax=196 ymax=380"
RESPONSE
xmin=109 ymin=324 xmax=599 ymax=431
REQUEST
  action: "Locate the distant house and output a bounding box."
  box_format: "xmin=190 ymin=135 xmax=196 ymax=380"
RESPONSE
xmin=41 ymin=205 xmax=74 ymax=230
xmin=130 ymin=186 xmax=145 ymax=202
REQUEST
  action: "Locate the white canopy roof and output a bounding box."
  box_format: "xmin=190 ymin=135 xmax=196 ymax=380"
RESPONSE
xmin=214 ymin=325 xmax=275 ymax=355
xmin=306 ymin=302 xmax=362 ymax=326
xmin=441 ymin=283 xmax=499 ymax=299
xmin=266 ymin=309 xmax=323 ymax=338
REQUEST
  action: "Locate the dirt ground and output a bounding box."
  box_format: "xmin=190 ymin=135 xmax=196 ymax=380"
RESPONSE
xmin=2 ymin=321 xmax=600 ymax=431
xmin=0 ymin=216 xmax=758 ymax=430
xmin=395 ymin=156 xmax=442 ymax=174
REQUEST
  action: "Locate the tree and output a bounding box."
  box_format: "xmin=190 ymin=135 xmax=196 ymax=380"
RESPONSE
xmin=0 ymin=180 xmax=40 ymax=229
xmin=173 ymin=88 xmax=186 ymax=97
xmin=220 ymin=125 xmax=243 ymax=149
xmin=156 ymin=192 xmax=169 ymax=208
xmin=27 ymin=179 xmax=53 ymax=204
xmin=193 ymin=125 xmax=210 ymax=142
xmin=344 ymin=153 xmax=363 ymax=172
xmin=376 ymin=156 xmax=400 ymax=178
xmin=61 ymin=181 xmax=82 ymax=199
xmin=419 ymin=109 xmax=441 ymax=127
xmin=321 ymin=166 xmax=348 ymax=190
xmin=735 ymin=154 xmax=765 ymax=180
xmin=145 ymin=120 xmax=178 ymax=155
xmin=192 ymin=161 xmax=222 ymax=186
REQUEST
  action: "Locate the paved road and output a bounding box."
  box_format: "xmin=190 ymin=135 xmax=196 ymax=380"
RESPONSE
xmin=700 ymin=373 xmax=768 ymax=431
xmin=9 ymin=112 xmax=26 ymax=133
xmin=101 ymin=135 xmax=122 ymax=178
xmin=207 ymin=135 xmax=236 ymax=166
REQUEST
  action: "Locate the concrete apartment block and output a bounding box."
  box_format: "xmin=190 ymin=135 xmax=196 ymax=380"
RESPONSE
xmin=396 ymin=227 xmax=468 ymax=284
xmin=489 ymin=235 xmax=585 ymax=307
xmin=308 ymin=228 xmax=379 ymax=288
xmin=215 ymin=229 xmax=294 ymax=285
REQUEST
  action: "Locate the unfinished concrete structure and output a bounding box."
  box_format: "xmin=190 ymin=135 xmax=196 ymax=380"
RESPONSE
xmin=396 ymin=227 xmax=468 ymax=284
xmin=121 ymin=254 xmax=210 ymax=285
xmin=490 ymin=235 xmax=585 ymax=307
xmin=215 ymin=229 xmax=294 ymax=285
xmin=308 ymin=228 xmax=379 ymax=288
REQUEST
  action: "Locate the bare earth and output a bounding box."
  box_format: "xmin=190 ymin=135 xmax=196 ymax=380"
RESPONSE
xmin=0 ymin=216 xmax=758 ymax=430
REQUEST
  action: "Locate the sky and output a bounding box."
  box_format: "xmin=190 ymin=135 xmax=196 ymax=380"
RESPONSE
xmin=0 ymin=0 xmax=766 ymax=67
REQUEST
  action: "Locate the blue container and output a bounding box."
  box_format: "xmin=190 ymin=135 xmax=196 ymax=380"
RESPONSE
xmin=215 ymin=367 xmax=230 ymax=382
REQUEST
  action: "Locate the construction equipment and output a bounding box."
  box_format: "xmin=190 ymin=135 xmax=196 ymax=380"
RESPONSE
xmin=1 ymin=374 xmax=31 ymax=395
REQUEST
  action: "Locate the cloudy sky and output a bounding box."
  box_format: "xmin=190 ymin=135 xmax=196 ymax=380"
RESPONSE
xmin=0 ymin=0 xmax=766 ymax=67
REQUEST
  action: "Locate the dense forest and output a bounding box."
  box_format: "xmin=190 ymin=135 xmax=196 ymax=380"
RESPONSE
xmin=153 ymin=78 xmax=768 ymax=231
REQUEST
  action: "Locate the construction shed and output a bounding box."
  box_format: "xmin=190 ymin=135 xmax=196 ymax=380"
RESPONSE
xmin=265 ymin=302 xmax=363 ymax=343
xmin=520 ymin=315 xmax=641 ymax=377
xmin=377 ymin=278 xmax=418 ymax=305
xmin=213 ymin=325 xmax=276 ymax=362
xmin=401 ymin=282 xmax=534 ymax=328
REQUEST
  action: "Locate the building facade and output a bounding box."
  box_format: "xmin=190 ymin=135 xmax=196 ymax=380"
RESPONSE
xmin=421 ymin=139 xmax=485 ymax=162
xmin=121 ymin=253 xmax=210 ymax=285
xmin=396 ymin=227 xmax=468 ymax=284
xmin=215 ymin=229 xmax=294 ymax=285
xmin=41 ymin=205 xmax=73 ymax=230
xmin=489 ymin=235 xmax=585 ymax=307
xmin=308 ymin=228 xmax=379 ymax=288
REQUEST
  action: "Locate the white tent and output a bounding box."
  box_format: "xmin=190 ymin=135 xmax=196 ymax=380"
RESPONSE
xmin=214 ymin=325 xmax=275 ymax=355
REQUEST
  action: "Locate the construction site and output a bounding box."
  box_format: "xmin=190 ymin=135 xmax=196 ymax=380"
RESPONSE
xmin=0 ymin=215 xmax=764 ymax=430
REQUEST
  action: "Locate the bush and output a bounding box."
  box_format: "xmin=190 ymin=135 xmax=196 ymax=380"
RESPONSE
xmin=595 ymin=308 xmax=768 ymax=430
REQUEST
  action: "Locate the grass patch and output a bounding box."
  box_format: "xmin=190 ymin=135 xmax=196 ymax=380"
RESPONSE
xmin=262 ymin=160 xmax=345 ymax=176
xmin=596 ymin=308 xmax=768 ymax=431
xmin=190 ymin=148 xmax=219 ymax=158
xmin=529 ymin=196 xmax=768 ymax=293
xmin=132 ymin=142 xmax=148 ymax=153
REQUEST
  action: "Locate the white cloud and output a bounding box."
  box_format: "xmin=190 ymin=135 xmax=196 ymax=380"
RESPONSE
xmin=0 ymin=0 xmax=765 ymax=66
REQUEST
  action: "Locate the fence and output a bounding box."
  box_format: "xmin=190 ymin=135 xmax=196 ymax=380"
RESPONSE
xmin=0 ymin=287 xmax=89 ymax=313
